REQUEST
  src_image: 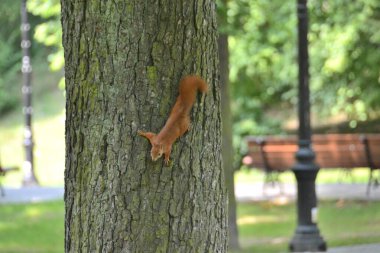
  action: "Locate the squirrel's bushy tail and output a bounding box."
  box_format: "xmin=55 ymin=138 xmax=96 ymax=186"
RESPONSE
xmin=178 ymin=75 xmax=208 ymax=109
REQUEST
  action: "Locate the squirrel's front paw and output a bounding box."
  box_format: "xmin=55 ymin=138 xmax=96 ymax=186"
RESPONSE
xmin=164 ymin=159 xmax=172 ymax=166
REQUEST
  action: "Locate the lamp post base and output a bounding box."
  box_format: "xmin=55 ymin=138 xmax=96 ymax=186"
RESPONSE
xmin=22 ymin=160 xmax=38 ymax=186
xmin=290 ymin=225 xmax=327 ymax=252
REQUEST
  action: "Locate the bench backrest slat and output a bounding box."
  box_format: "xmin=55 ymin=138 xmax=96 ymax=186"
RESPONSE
xmin=245 ymin=134 xmax=380 ymax=171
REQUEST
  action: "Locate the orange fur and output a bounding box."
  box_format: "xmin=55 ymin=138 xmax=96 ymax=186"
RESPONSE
xmin=138 ymin=75 xmax=208 ymax=165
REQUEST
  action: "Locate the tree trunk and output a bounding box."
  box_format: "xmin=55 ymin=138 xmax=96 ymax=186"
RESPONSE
xmin=218 ymin=33 xmax=240 ymax=250
xmin=62 ymin=1 xmax=227 ymax=252
xmin=217 ymin=0 xmax=240 ymax=249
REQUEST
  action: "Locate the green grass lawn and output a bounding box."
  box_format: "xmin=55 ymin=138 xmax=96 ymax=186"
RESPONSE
xmin=0 ymin=201 xmax=64 ymax=253
xmin=234 ymin=200 xmax=380 ymax=253
xmin=0 ymin=200 xmax=379 ymax=253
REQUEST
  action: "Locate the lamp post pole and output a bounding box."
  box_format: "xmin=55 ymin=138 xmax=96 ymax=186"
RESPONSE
xmin=289 ymin=0 xmax=326 ymax=251
xmin=21 ymin=0 xmax=38 ymax=186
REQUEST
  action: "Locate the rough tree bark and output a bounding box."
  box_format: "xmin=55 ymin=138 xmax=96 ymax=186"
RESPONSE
xmin=62 ymin=1 xmax=227 ymax=252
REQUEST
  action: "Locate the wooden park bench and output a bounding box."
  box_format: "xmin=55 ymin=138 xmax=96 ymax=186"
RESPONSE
xmin=243 ymin=134 xmax=380 ymax=196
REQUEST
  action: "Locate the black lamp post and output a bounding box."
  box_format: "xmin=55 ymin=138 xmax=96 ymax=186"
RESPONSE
xmin=289 ymin=0 xmax=326 ymax=251
xmin=21 ymin=0 xmax=38 ymax=186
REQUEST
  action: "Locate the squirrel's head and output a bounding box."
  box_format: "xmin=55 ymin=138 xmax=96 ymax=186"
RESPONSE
xmin=151 ymin=143 xmax=164 ymax=161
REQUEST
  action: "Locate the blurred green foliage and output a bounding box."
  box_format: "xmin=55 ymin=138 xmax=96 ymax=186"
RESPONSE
xmin=1 ymin=0 xmax=380 ymax=138
xmin=0 ymin=1 xmax=23 ymax=114
xmin=0 ymin=0 xmax=63 ymax=115
xmin=309 ymin=0 xmax=380 ymax=124
xmin=225 ymin=0 xmax=380 ymax=142
xmin=0 ymin=0 xmax=49 ymax=114
xmin=226 ymin=0 xmax=296 ymax=145
xmin=28 ymin=0 xmax=63 ymax=72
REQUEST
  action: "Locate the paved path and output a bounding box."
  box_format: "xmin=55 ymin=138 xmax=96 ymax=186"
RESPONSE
xmin=0 ymin=186 xmax=63 ymax=204
xmin=1 ymin=183 xmax=378 ymax=204
xmin=327 ymin=243 xmax=380 ymax=253
xmin=235 ymin=183 xmax=380 ymax=202
xmin=0 ymin=183 xmax=379 ymax=204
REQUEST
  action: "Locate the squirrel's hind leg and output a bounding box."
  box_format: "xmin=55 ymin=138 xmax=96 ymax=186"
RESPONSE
xmin=164 ymin=146 xmax=172 ymax=166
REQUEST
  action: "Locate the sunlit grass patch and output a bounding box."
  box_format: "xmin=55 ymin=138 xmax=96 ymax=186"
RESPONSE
xmin=233 ymin=200 xmax=380 ymax=253
xmin=0 ymin=201 xmax=64 ymax=253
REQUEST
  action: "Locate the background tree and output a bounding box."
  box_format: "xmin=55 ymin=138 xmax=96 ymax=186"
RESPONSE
xmin=0 ymin=0 xmax=62 ymax=115
xmin=62 ymin=1 xmax=227 ymax=252
xmin=309 ymin=0 xmax=380 ymax=126
xmin=0 ymin=0 xmax=44 ymax=114
xmin=226 ymin=0 xmax=380 ymax=137
xmin=28 ymin=0 xmax=62 ymax=71
xmin=0 ymin=1 xmax=21 ymax=114
xmin=217 ymin=0 xmax=240 ymax=250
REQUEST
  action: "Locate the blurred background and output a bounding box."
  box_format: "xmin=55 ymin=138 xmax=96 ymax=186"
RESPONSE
xmin=2 ymin=0 xmax=380 ymax=186
xmin=0 ymin=0 xmax=379 ymax=252
xmin=0 ymin=0 xmax=64 ymax=186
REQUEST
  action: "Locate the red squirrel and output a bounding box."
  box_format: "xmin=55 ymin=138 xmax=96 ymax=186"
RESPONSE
xmin=138 ymin=75 xmax=208 ymax=165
